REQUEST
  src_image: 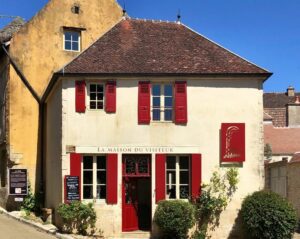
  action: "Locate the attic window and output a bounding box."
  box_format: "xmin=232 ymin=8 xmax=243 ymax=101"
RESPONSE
xmin=64 ymin=31 xmax=81 ymax=52
xmin=71 ymin=5 xmax=80 ymax=14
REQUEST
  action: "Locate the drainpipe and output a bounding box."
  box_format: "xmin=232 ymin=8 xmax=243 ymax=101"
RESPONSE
xmin=1 ymin=44 xmax=44 ymax=203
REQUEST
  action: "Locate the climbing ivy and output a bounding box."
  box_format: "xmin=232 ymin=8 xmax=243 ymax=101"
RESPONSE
xmin=192 ymin=168 xmax=239 ymax=238
xmin=264 ymin=143 xmax=272 ymax=160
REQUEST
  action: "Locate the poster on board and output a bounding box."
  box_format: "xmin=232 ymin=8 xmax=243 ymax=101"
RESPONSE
xmin=9 ymin=169 xmax=28 ymax=196
xmin=65 ymin=175 xmax=80 ymax=203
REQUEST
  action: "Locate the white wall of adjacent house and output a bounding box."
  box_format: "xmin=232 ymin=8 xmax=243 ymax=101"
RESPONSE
xmin=46 ymin=76 xmax=265 ymax=238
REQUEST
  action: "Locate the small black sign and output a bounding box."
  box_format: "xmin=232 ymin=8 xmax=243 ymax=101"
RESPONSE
xmin=9 ymin=169 xmax=27 ymax=195
xmin=65 ymin=176 xmax=80 ymax=202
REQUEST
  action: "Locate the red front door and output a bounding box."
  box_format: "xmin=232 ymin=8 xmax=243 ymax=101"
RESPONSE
xmin=122 ymin=155 xmax=151 ymax=232
xmin=122 ymin=178 xmax=139 ymax=231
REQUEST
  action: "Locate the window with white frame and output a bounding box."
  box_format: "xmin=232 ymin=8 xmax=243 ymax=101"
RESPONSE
xmin=82 ymin=155 xmax=106 ymax=200
xmin=88 ymin=83 xmax=104 ymax=110
xmin=166 ymin=155 xmax=190 ymax=199
xmin=152 ymin=84 xmax=173 ymax=121
xmin=64 ymin=31 xmax=81 ymax=51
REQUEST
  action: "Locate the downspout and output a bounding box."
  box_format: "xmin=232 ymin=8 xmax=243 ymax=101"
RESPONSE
xmin=1 ymin=44 xmax=45 ymax=201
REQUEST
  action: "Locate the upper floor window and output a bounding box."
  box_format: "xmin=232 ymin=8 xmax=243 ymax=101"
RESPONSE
xmin=82 ymin=155 xmax=106 ymax=200
xmin=152 ymin=84 xmax=173 ymax=122
xmin=64 ymin=31 xmax=80 ymax=52
xmin=166 ymin=155 xmax=190 ymax=199
xmin=88 ymin=83 xmax=104 ymax=110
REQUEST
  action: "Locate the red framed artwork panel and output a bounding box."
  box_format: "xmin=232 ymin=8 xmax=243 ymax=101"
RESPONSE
xmin=221 ymin=123 xmax=245 ymax=162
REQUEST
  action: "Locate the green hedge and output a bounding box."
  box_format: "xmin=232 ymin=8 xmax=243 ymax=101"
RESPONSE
xmin=57 ymin=201 xmax=96 ymax=235
xmin=154 ymin=200 xmax=195 ymax=239
xmin=241 ymin=191 xmax=298 ymax=239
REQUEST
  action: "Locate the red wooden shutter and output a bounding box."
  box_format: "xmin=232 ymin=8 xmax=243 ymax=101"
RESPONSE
xmin=156 ymin=154 xmax=166 ymax=203
xmin=174 ymin=81 xmax=187 ymax=124
xmin=138 ymin=81 xmax=151 ymax=124
xmin=191 ymin=154 xmax=202 ymax=199
xmin=70 ymin=153 xmax=81 ymax=201
xmin=105 ymin=81 xmax=116 ymax=113
xmin=75 ymin=81 xmax=86 ymax=113
xmin=107 ymin=154 xmax=118 ymax=204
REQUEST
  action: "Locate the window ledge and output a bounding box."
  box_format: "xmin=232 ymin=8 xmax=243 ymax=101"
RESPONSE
xmin=151 ymin=121 xmax=173 ymax=124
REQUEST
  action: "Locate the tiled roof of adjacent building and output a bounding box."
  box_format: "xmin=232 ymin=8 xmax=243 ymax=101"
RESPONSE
xmin=63 ymin=19 xmax=271 ymax=75
xmin=263 ymin=111 xmax=273 ymax=121
xmin=264 ymin=108 xmax=287 ymax=127
xmin=264 ymin=93 xmax=300 ymax=108
xmin=264 ymin=124 xmax=300 ymax=154
xmin=0 ymin=17 xmax=25 ymax=43
xmin=289 ymin=153 xmax=300 ymax=164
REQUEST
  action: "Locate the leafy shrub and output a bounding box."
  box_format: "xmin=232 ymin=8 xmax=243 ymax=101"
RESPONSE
xmin=241 ymin=191 xmax=297 ymax=239
xmin=57 ymin=201 xmax=96 ymax=235
xmin=154 ymin=200 xmax=195 ymax=239
xmin=21 ymin=186 xmax=42 ymax=215
xmin=191 ymin=230 xmax=206 ymax=239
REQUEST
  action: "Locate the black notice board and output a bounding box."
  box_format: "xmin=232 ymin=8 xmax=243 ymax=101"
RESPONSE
xmin=65 ymin=176 xmax=80 ymax=202
xmin=9 ymin=169 xmax=28 ymax=195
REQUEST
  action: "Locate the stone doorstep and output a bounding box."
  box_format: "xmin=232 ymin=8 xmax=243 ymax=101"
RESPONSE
xmin=105 ymin=231 xmax=151 ymax=239
xmin=0 ymin=207 xmax=75 ymax=239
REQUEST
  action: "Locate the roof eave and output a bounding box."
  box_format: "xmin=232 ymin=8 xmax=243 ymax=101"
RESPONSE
xmin=57 ymin=72 xmax=272 ymax=78
xmin=42 ymin=71 xmax=271 ymax=103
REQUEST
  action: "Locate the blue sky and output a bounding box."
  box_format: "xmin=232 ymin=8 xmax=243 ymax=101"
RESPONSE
xmin=1 ymin=0 xmax=299 ymax=92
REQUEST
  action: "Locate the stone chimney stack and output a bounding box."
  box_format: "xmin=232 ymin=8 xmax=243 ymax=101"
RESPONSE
xmin=287 ymin=86 xmax=295 ymax=97
xmin=287 ymin=88 xmax=300 ymax=127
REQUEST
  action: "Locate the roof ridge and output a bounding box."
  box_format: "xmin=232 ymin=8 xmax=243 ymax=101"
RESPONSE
xmin=128 ymin=18 xmax=178 ymax=24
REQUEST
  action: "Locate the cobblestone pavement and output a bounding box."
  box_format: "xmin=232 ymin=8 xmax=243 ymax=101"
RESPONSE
xmin=0 ymin=213 xmax=56 ymax=239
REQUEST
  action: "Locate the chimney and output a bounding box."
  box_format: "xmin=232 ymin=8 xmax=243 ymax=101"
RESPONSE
xmin=287 ymin=89 xmax=300 ymax=127
xmin=287 ymin=86 xmax=295 ymax=97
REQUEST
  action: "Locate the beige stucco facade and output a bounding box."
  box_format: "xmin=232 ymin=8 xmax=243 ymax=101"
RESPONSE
xmin=3 ymin=0 xmax=122 ymax=196
xmin=45 ymin=76 xmax=265 ymax=238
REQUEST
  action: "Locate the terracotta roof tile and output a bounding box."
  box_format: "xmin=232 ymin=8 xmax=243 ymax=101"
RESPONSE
xmin=0 ymin=17 xmax=25 ymax=43
xmin=63 ymin=19 xmax=270 ymax=75
xmin=263 ymin=111 xmax=273 ymax=121
xmin=264 ymin=92 xmax=300 ymax=108
xmin=289 ymin=153 xmax=300 ymax=164
xmin=264 ymin=108 xmax=287 ymax=127
xmin=264 ymin=125 xmax=300 ymax=154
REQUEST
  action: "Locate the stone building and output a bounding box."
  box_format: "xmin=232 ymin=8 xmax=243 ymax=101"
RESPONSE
xmin=264 ymin=87 xmax=300 ymax=216
xmin=0 ymin=0 xmax=123 ymax=208
xmin=43 ymin=18 xmax=271 ymax=238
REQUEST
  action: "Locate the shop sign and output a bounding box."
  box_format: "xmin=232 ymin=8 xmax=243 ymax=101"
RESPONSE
xmin=76 ymin=146 xmax=201 ymax=154
xmin=221 ymin=123 xmax=245 ymax=162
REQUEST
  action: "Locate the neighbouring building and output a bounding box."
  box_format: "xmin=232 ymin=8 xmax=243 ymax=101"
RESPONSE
xmin=264 ymin=87 xmax=300 ymax=216
xmin=0 ymin=0 xmax=123 ymax=208
xmin=43 ymin=18 xmax=271 ymax=238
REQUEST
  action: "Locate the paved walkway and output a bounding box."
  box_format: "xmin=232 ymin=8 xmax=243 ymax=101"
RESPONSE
xmin=0 ymin=213 xmax=56 ymax=239
xmin=294 ymin=233 xmax=300 ymax=239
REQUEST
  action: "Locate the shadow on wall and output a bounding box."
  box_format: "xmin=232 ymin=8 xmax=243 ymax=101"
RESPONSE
xmin=228 ymin=210 xmax=247 ymax=239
